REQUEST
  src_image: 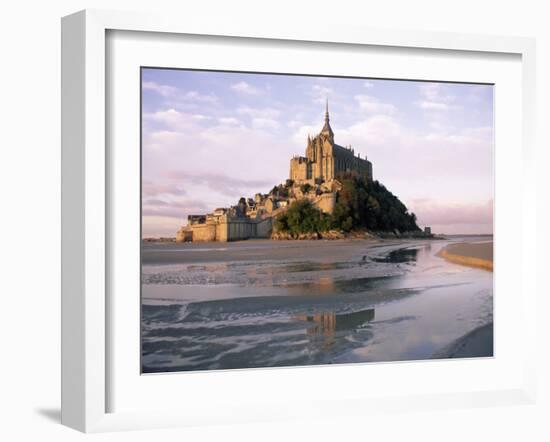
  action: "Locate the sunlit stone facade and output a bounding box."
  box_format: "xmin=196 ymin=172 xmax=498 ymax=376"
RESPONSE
xmin=290 ymin=102 xmax=373 ymax=184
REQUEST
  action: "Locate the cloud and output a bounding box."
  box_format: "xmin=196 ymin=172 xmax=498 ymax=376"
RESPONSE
xmin=311 ymin=84 xmax=334 ymax=104
xmin=409 ymin=198 xmax=493 ymax=231
xmin=336 ymin=115 xmax=402 ymax=148
xmin=143 ymin=198 xmax=173 ymax=206
xmin=252 ymin=118 xmax=280 ymax=130
xmin=231 ymin=81 xmax=262 ymax=95
xmin=217 ymin=117 xmax=240 ymax=125
xmin=143 ymin=109 xmax=213 ymax=141
xmin=144 ymin=109 xmax=195 ymax=130
xmin=142 ymin=181 xmax=187 ymax=198
xmin=183 ymin=91 xmax=218 ymax=103
xmin=237 ymin=106 xmax=280 ymax=119
xmin=293 ymin=114 xmax=401 ymax=150
xmin=142 ymin=198 xmax=210 ymax=219
xmin=415 ymin=83 xmax=458 ymax=111
xmin=142 ymin=82 xmax=218 ymax=104
xmin=354 ymin=95 xmax=396 ymax=114
xmin=422 ymin=127 xmax=493 ymax=147
xmin=417 ymin=101 xmax=450 ymax=110
xmin=419 ymin=83 xmax=453 ymax=102
xmin=142 ymin=81 xmax=177 ymax=97
xmin=146 ymin=130 xmax=186 ymax=150
xmin=143 ymin=110 xmax=292 ymax=180
xmin=287 ymin=120 xmax=303 ymax=128
xmin=192 ymin=114 xmax=211 ymax=121
xmin=142 ymin=215 xmax=183 ymax=237
xmin=166 ymin=171 xmax=273 ymax=198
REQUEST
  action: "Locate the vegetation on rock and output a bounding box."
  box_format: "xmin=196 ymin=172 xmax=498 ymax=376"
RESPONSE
xmin=332 ymin=173 xmax=420 ymax=233
xmin=274 ymin=199 xmax=331 ymax=235
xmin=274 ymin=173 xmax=420 ymax=235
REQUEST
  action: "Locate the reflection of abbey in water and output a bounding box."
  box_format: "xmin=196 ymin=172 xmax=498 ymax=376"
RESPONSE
xmin=294 ymin=308 xmax=375 ymax=339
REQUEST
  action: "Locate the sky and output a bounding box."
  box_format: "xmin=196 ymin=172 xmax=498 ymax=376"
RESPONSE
xmin=141 ymin=68 xmax=494 ymax=237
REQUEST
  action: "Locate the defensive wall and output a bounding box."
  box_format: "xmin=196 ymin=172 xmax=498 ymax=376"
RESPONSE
xmin=181 ymin=216 xmax=274 ymax=242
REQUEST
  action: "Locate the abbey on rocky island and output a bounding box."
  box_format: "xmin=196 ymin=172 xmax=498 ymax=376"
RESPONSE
xmin=176 ymin=103 xmax=375 ymax=242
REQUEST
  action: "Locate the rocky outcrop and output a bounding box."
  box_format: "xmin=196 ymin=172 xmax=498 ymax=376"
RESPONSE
xmin=271 ymin=231 xmax=320 ymax=240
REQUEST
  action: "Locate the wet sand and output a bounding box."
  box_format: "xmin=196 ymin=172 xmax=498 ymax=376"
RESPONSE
xmin=141 ymin=237 xmax=494 ymax=372
xmin=142 ymin=238 xmax=395 ymax=265
xmin=432 ymin=322 xmax=493 ymax=359
xmin=438 ymin=241 xmax=493 ymax=271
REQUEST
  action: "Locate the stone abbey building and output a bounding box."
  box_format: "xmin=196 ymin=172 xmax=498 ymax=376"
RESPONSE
xmin=290 ymin=102 xmax=373 ymax=185
xmin=177 ymin=104 xmax=374 ymax=242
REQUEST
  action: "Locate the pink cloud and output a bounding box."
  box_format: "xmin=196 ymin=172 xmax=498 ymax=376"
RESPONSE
xmin=142 ymin=198 xmax=209 ymax=219
xmin=142 ymin=181 xmax=187 ymax=198
xmin=408 ymin=198 xmax=493 ymax=227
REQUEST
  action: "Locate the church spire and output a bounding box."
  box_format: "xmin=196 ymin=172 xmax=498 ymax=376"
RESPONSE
xmin=321 ymin=98 xmax=334 ymax=142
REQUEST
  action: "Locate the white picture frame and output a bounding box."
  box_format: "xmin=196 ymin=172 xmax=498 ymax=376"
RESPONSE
xmin=61 ymin=9 xmax=538 ymax=433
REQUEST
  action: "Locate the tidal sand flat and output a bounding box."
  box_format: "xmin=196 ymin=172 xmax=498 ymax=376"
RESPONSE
xmin=438 ymin=241 xmax=493 ymax=271
xmin=432 ymin=322 xmax=493 ymax=359
xmin=141 ymin=237 xmax=493 ymax=373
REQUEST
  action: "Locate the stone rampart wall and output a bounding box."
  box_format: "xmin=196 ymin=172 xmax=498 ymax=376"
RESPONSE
xmin=227 ymin=218 xmax=256 ymax=241
xmin=256 ymin=217 xmax=273 ymax=238
xmin=190 ymin=223 xmax=217 ymax=242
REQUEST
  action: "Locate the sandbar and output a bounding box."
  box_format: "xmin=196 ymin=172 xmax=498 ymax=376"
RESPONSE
xmin=437 ymin=241 xmax=493 ymax=271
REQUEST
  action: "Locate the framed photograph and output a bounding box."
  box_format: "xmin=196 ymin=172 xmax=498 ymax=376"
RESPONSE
xmin=61 ymin=9 xmax=538 ymax=432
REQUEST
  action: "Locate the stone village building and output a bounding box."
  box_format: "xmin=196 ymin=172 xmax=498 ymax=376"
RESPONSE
xmin=176 ymin=103 xmax=374 ymax=242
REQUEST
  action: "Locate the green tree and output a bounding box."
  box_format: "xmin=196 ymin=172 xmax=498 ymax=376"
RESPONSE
xmin=332 ymin=172 xmax=420 ymax=233
xmin=275 ymin=199 xmax=325 ymax=234
xmin=274 ymin=173 xmax=420 ymax=235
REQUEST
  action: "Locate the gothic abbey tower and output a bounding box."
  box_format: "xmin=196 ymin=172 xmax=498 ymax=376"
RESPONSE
xmin=289 ymin=102 xmax=373 ymax=184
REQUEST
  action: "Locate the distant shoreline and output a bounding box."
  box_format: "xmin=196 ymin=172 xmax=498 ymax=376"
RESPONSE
xmin=437 ymin=241 xmax=493 ymax=271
